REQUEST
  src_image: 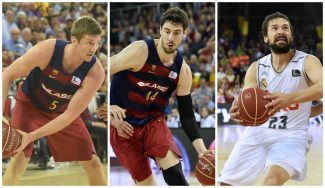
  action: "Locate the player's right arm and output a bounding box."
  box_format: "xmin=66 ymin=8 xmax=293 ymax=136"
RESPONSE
xmin=230 ymin=62 xmax=258 ymax=123
xmin=109 ymin=41 xmax=149 ymax=138
xmin=110 ymin=40 xmax=148 ymax=76
xmin=243 ymin=61 xmax=258 ymax=89
xmin=2 ymin=39 xmax=55 ymax=111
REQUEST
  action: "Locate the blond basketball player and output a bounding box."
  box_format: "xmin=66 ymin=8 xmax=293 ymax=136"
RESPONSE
xmin=219 ymin=12 xmax=323 ymax=186
xmin=2 ymin=16 xmax=107 ymax=185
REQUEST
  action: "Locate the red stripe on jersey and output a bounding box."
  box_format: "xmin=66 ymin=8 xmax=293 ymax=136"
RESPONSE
xmin=34 ymin=87 xmax=69 ymax=112
xmin=128 ymin=91 xmax=148 ymax=105
xmin=138 ymin=63 xmax=179 ymax=83
xmin=128 ymin=91 xmax=168 ymax=107
xmin=42 ymin=66 xmax=78 ymax=87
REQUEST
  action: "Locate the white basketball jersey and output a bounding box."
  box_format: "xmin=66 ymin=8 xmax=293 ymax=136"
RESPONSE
xmin=256 ymin=50 xmax=311 ymax=129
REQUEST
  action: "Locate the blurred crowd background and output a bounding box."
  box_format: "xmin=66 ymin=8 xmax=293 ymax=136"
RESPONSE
xmin=110 ymin=2 xmax=215 ymax=128
xmin=2 ymin=2 xmax=108 ymax=166
xmin=217 ymin=3 xmax=323 ymax=105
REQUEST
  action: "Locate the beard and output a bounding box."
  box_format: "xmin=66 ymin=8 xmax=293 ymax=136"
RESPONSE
xmin=161 ymin=39 xmax=178 ymax=54
xmin=268 ymin=35 xmax=291 ymax=54
xmin=162 ymin=45 xmax=176 ymax=54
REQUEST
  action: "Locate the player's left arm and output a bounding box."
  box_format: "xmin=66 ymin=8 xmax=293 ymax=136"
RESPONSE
xmin=16 ymin=60 xmax=105 ymax=152
xmin=265 ymin=55 xmax=323 ymax=115
xmin=176 ymin=62 xmax=211 ymax=157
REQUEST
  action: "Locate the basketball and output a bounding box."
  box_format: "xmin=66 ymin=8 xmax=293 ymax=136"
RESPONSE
xmin=2 ymin=120 xmax=22 ymax=159
xmin=195 ymin=153 xmax=215 ymax=185
xmin=238 ymin=88 xmax=272 ymax=126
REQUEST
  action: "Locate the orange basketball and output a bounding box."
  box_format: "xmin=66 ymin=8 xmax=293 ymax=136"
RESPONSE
xmin=238 ymin=88 xmax=272 ymax=126
xmin=195 ymin=153 xmax=215 ymax=186
xmin=2 ymin=121 xmax=22 ymax=159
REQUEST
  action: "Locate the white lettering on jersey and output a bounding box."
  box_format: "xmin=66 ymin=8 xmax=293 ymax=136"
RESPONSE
xmin=42 ymin=84 xmax=72 ymax=99
xmin=137 ymin=81 xmax=169 ymax=92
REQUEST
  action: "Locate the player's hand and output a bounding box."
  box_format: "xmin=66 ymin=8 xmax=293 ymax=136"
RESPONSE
xmin=229 ymin=99 xmax=243 ymax=124
xmin=198 ymin=150 xmax=215 ymax=159
xmin=310 ymin=102 xmax=323 ymax=117
xmin=110 ymin=105 xmax=126 ymax=121
xmin=2 ymin=117 xmax=10 ymax=125
xmin=97 ymin=103 xmax=108 ymax=121
xmin=13 ymin=130 xmax=33 ymax=155
xmin=111 ymin=118 xmax=134 ymax=139
xmin=264 ymin=92 xmax=292 ymax=115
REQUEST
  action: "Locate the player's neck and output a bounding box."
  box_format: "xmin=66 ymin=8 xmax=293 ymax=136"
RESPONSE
xmin=156 ymin=39 xmax=177 ymax=67
xmin=63 ymin=44 xmax=84 ymax=73
xmin=271 ymin=49 xmax=295 ymax=71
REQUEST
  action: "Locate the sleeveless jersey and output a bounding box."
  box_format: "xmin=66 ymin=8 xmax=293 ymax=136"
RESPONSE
xmin=256 ymin=50 xmax=312 ymax=129
xmin=22 ymin=39 xmax=96 ymax=113
xmin=110 ymin=39 xmax=183 ymax=126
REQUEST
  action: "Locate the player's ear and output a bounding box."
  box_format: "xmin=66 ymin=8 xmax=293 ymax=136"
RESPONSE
xmin=71 ymin=36 xmax=78 ymax=44
xmin=183 ymin=28 xmax=187 ymax=37
xmin=263 ymin=36 xmax=268 ymax=43
xmin=160 ymin=26 xmax=162 ymax=36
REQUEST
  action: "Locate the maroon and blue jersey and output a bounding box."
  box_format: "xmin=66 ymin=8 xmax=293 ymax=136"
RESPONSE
xmin=110 ymin=39 xmax=183 ymax=126
xmin=22 ymin=39 xmax=96 ymax=113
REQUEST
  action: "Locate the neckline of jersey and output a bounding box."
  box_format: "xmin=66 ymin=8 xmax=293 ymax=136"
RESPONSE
xmin=270 ymin=50 xmax=297 ymax=75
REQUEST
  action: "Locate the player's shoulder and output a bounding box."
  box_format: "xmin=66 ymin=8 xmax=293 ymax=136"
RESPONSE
xmin=248 ymin=61 xmax=258 ymax=70
xmin=304 ymin=54 xmax=321 ymax=64
xmin=179 ymin=60 xmax=192 ymax=78
xmin=24 ymin=39 xmax=56 ymax=62
xmin=35 ymin=39 xmax=57 ymax=50
xmin=128 ymin=40 xmax=148 ymax=55
xmin=30 ymin=39 xmax=56 ymax=56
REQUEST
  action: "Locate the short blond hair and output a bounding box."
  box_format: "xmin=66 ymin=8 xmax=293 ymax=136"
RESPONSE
xmin=71 ymin=16 xmax=102 ymax=41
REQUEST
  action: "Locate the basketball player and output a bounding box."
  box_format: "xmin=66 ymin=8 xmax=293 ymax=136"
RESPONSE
xmin=110 ymin=7 xmax=212 ymax=185
xmin=219 ymin=12 xmax=323 ymax=186
xmin=2 ymin=16 xmax=107 ymax=185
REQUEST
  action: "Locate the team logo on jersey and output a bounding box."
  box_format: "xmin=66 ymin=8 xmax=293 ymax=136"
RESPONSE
xmin=168 ymin=71 xmax=178 ymax=79
xmin=71 ymin=76 xmax=81 ymax=86
xmin=49 ymin=69 xmax=59 ymax=79
xmin=292 ymin=69 xmax=301 ymax=77
xmin=148 ymin=65 xmax=157 ymax=73
xmin=261 ymin=73 xmax=267 ymax=89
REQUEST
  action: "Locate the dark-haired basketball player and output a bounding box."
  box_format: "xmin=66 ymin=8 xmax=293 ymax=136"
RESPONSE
xmin=2 ymin=16 xmax=107 ymax=185
xmin=110 ymin=7 xmax=212 ymax=185
xmin=219 ymin=12 xmax=323 ymax=186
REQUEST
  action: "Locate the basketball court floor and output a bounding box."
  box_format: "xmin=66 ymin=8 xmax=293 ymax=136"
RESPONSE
xmin=218 ymin=124 xmax=323 ymax=186
xmin=2 ymin=162 xmax=108 ymax=185
xmin=110 ymin=166 xmax=201 ymax=186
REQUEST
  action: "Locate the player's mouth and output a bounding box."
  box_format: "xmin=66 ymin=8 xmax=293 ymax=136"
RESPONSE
xmin=275 ymin=36 xmax=287 ymax=43
xmin=167 ymin=43 xmax=175 ymax=48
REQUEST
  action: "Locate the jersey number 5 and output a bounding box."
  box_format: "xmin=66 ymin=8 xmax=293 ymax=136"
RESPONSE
xmin=49 ymin=100 xmax=59 ymax=110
